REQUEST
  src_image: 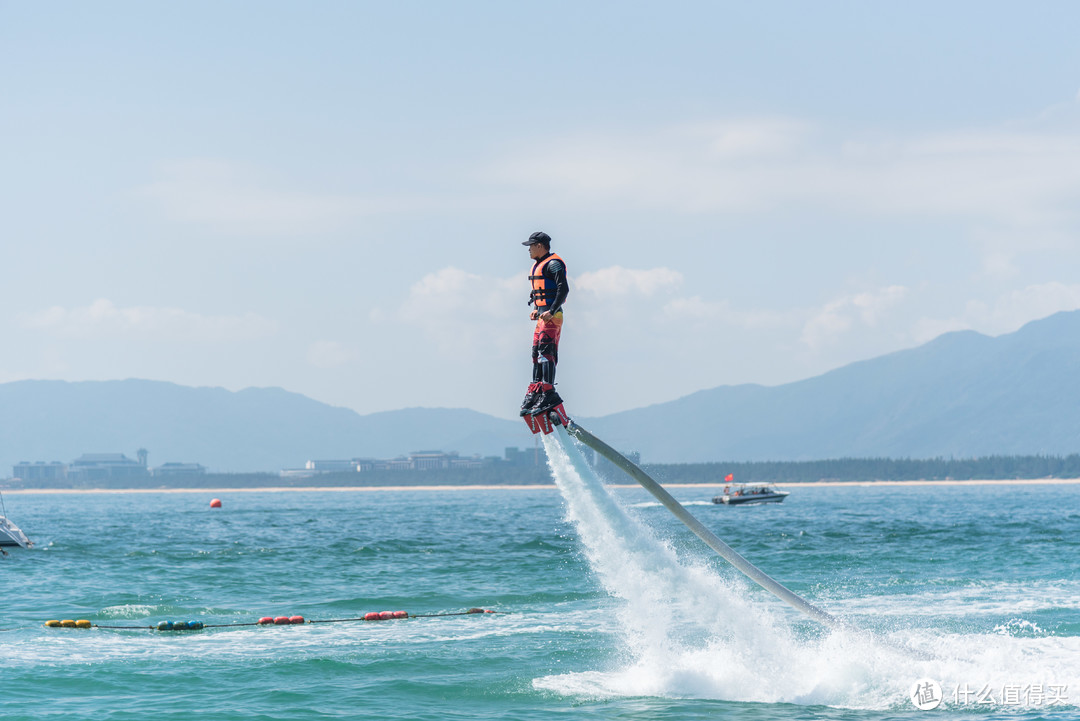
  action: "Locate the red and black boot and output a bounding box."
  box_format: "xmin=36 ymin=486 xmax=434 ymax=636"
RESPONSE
xmin=529 ymin=383 xmax=563 ymax=416
xmin=519 ymin=383 xmax=543 ymax=417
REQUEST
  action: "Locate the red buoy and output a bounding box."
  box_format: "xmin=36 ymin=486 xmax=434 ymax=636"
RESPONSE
xmin=273 ymin=616 xmax=291 ymax=625
xmin=378 ymin=611 xmax=395 ymax=620
xmin=392 ymin=610 xmax=408 ymax=619
xmin=363 ymin=612 xmax=381 ymax=621
xmin=257 ymin=616 xmax=274 ymax=625
xmin=210 ymin=498 xmax=222 ymax=508
xmin=289 ymin=615 xmax=305 ymax=624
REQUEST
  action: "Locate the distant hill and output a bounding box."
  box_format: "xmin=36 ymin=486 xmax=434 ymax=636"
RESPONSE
xmin=3 ymin=310 xmax=1080 ymax=474
xmin=0 ymin=380 xmax=532 ymax=473
xmin=585 ymin=310 xmax=1080 ymax=462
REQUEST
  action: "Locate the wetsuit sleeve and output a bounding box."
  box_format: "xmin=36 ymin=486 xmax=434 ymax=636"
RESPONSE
xmin=544 ymin=259 xmax=569 ymax=314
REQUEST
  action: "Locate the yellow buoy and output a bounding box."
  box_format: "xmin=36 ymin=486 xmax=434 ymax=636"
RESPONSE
xmin=61 ymin=620 xmax=76 ymax=627
xmin=45 ymin=620 xmax=61 ymax=627
xmin=75 ymin=619 xmax=92 ymax=628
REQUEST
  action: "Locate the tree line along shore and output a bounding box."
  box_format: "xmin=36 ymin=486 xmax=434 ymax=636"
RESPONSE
xmin=5 ymin=454 xmax=1080 ymax=490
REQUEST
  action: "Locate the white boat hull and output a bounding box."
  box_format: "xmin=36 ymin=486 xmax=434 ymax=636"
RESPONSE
xmin=719 ymin=492 xmax=788 ymax=505
xmin=0 ymin=516 xmax=31 ymax=548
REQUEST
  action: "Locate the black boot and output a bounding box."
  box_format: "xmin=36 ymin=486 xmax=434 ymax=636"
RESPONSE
xmin=530 ymin=388 xmax=563 ymax=415
xmin=520 ymin=383 xmax=542 ymax=416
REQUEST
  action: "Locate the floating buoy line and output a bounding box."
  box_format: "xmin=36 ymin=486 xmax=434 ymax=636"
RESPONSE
xmin=43 ymin=608 xmax=495 ymax=632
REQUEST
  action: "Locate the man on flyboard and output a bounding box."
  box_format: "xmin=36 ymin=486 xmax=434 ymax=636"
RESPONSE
xmin=520 ymin=231 xmax=571 ymax=433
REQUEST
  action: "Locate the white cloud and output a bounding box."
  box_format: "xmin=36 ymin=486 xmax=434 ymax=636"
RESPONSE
xmin=992 ymin=282 xmax=1080 ymax=327
xmin=396 ymin=267 xmax=520 ymax=322
xmin=851 ymin=286 xmax=909 ymax=325
xmin=913 ymin=282 xmax=1080 ymax=343
xmin=662 ymin=296 xmax=793 ymax=330
xmin=575 ymin=266 xmax=683 ymax=297
xmin=22 ymin=299 xmax=277 ymax=341
xmin=801 ymin=286 xmax=909 ymax=349
xmin=391 ymin=267 xmax=522 ymax=358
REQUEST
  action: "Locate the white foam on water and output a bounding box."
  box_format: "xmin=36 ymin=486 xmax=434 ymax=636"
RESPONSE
xmin=533 ymin=431 xmax=1080 ymax=710
xmin=99 ymin=604 xmax=161 ymax=618
xmin=828 ymin=580 xmax=1080 ymax=617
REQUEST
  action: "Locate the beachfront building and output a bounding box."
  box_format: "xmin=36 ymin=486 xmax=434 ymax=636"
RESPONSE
xmin=11 ymin=461 xmax=67 ymax=483
xmin=354 ymin=458 xmax=378 ymax=473
xmin=411 ymin=451 xmax=449 ymax=470
xmin=306 ymin=460 xmax=358 ymax=473
xmin=12 ymin=450 xmax=210 ymax=485
xmin=66 ymin=453 xmax=151 ymax=484
xmin=384 ymin=451 xmax=488 ymax=471
xmin=281 ymin=451 xmax=493 ymax=477
xmin=153 ymin=462 xmax=207 ymax=477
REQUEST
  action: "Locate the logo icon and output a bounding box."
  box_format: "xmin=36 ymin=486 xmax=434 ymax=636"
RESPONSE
xmin=910 ymin=679 xmax=943 ymax=710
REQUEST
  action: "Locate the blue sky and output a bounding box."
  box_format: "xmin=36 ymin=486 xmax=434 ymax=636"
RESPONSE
xmin=2 ymin=1 xmax=1079 ymax=418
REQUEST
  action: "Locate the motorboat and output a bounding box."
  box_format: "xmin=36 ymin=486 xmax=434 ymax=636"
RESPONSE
xmin=713 ymin=483 xmax=789 ymax=506
xmin=0 ymin=491 xmax=31 ymax=548
xmin=0 ymin=515 xmax=31 ymax=548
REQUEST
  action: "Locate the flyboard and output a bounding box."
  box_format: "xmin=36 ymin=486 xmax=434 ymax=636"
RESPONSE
xmin=523 ymin=403 xmax=839 ymax=629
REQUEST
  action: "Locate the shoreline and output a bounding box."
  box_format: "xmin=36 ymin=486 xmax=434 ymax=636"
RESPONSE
xmin=4 ymin=478 xmax=1080 ymax=494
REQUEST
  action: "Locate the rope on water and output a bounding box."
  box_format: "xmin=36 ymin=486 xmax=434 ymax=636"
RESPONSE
xmin=44 ymin=608 xmax=496 ymax=631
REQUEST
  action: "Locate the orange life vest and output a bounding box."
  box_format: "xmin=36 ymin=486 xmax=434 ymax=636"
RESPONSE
xmin=529 ymin=253 xmax=565 ymax=309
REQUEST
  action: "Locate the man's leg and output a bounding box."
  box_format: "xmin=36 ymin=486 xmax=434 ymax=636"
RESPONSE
xmin=530 ymin=313 xmax=563 ymax=413
xmin=520 ymin=323 xmax=547 ymax=415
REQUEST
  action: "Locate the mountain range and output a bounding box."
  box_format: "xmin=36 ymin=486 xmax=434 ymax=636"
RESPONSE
xmin=2 ymin=310 xmax=1079 ymax=473
xmin=589 ymin=309 xmax=1080 ymax=462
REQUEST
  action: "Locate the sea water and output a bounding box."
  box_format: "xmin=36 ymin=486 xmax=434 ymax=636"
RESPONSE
xmin=2 ymin=434 xmax=1079 ymax=720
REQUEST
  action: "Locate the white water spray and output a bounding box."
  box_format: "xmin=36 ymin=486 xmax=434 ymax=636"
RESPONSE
xmin=534 ymin=431 xmax=1080 ymax=709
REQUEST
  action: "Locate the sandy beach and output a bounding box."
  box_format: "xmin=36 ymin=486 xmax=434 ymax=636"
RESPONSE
xmin=5 ymin=477 xmax=1080 ymax=494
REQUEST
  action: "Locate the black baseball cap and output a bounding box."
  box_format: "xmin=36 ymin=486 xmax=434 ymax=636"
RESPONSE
xmin=522 ymin=231 xmax=551 ymax=246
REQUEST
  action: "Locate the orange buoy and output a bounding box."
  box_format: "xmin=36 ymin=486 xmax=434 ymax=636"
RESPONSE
xmin=289 ymin=615 xmax=305 ymax=624
xmin=257 ymin=617 xmax=274 ymax=625
xmin=273 ymin=616 xmax=291 ymax=625
xmin=209 ymin=498 xmax=222 ymax=508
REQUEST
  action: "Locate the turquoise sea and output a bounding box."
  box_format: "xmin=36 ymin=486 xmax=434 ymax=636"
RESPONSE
xmin=4 ymin=430 xmax=1079 ymax=720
